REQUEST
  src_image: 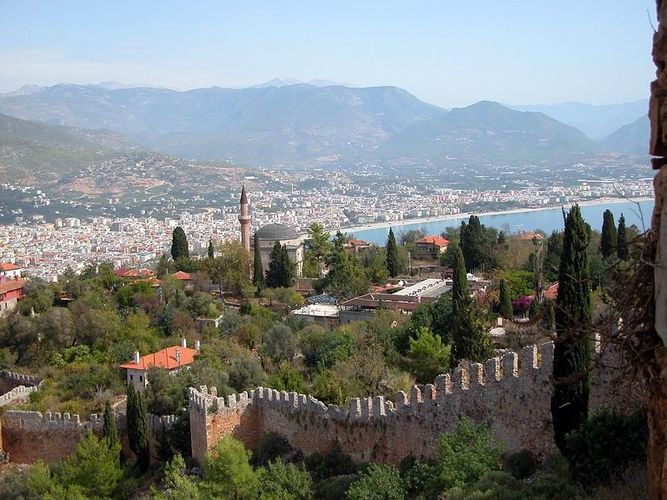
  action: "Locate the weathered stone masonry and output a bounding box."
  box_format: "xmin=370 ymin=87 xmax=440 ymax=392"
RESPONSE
xmin=189 ymin=341 xmax=637 ymax=465
xmin=0 ymin=370 xmax=42 ymax=407
xmin=0 ymin=408 xmax=176 ymax=464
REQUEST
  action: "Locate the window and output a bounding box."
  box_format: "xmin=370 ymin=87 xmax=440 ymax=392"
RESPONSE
xmin=139 ymin=375 xmax=143 ymax=382
xmin=130 ymin=374 xmax=133 ymax=380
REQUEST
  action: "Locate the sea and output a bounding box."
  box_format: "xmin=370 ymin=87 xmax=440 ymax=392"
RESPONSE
xmin=348 ymin=199 xmax=655 ymax=246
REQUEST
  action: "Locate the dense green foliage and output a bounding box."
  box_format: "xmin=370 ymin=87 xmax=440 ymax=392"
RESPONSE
xmin=347 ymin=464 xmax=405 ymax=500
xmin=460 ymin=215 xmax=498 ymax=272
xmin=552 ymin=205 xmax=592 ymax=454
xmin=498 ymin=279 xmax=513 ymax=318
xmin=266 ymin=241 xmax=294 ymax=288
xmin=102 ymin=400 xmax=119 ymax=451
xmin=450 ymin=245 xmax=493 ymax=362
xmin=127 ymin=383 xmax=150 ymax=471
xmin=405 ymin=327 xmax=451 ymax=383
xmin=252 ymin=232 xmax=264 ymax=291
xmin=565 ymin=409 xmax=647 ymax=485
xmin=170 ymin=226 xmax=189 ymax=261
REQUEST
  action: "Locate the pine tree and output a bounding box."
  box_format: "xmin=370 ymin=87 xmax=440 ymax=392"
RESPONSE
xmin=170 ymin=226 xmax=189 ymax=260
xmin=102 ymin=400 xmax=119 ymax=451
xmin=386 ymin=228 xmax=401 ymax=277
xmin=616 ymin=213 xmax=628 ymax=260
xmin=498 ymin=279 xmax=513 ymax=319
xmin=207 ymin=238 xmax=215 ymax=259
xmin=127 ymin=383 xmax=150 ymax=471
xmin=599 ymin=209 xmax=617 ymax=259
xmin=252 ymin=232 xmax=265 ymax=291
xmin=551 ymin=204 xmax=592 ymax=455
xmin=450 ymin=244 xmax=493 ymax=362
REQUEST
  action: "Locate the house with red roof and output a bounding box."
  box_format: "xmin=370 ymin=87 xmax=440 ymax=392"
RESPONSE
xmin=0 ymin=278 xmax=26 ymax=317
xmin=172 ymin=271 xmax=191 ymax=281
xmin=119 ymin=338 xmax=200 ymax=390
xmin=0 ymin=263 xmax=23 ymax=279
xmin=113 ymin=268 xmax=155 ymax=279
xmin=414 ymin=235 xmax=449 ymax=259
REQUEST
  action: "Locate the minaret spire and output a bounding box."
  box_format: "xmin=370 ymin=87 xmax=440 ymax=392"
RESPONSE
xmin=239 ymin=185 xmax=251 ymax=254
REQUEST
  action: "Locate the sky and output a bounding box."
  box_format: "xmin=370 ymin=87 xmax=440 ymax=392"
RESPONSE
xmin=0 ymin=1 xmax=656 ymax=107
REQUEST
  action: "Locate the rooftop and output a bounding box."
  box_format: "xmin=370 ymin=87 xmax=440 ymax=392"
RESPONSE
xmin=394 ymin=278 xmax=452 ymax=298
xmin=0 ymin=279 xmax=26 ymax=295
xmin=255 ymin=223 xmax=299 ymax=241
xmin=119 ymin=345 xmax=198 ymax=371
xmin=0 ymin=263 xmax=21 ymax=272
xmin=415 ymin=235 xmax=449 ymax=247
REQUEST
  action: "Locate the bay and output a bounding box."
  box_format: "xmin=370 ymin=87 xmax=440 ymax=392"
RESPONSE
xmin=348 ymin=199 xmax=654 ymax=245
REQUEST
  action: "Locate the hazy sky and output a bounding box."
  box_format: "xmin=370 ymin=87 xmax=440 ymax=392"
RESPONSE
xmin=0 ymin=1 xmax=655 ymax=107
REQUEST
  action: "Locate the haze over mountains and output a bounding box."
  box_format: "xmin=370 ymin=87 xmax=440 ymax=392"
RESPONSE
xmin=0 ymin=82 xmax=649 ymax=170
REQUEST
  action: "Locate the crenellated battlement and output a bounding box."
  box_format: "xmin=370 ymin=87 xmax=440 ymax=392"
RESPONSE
xmin=0 ymin=370 xmax=44 ymax=408
xmin=190 ymin=342 xmax=556 ymax=424
xmin=189 ymin=341 xmax=637 ymax=465
xmin=1 ymin=410 xmax=103 ymax=430
xmin=1 ymin=370 xmax=42 ymax=387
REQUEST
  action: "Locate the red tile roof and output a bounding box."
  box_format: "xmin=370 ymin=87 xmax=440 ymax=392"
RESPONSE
xmin=0 ymin=279 xmax=26 ymax=294
xmin=415 ymin=236 xmax=449 ymax=247
xmin=119 ymin=345 xmax=198 ymax=370
xmin=113 ymin=268 xmax=155 ymax=278
xmin=172 ymin=271 xmax=192 ymax=281
xmin=544 ymin=283 xmax=559 ymax=300
xmin=0 ymin=263 xmax=21 ymax=272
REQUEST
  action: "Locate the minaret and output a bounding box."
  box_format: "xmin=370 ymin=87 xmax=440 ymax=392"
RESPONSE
xmin=239 ymin=185 xmax=251 ymax=254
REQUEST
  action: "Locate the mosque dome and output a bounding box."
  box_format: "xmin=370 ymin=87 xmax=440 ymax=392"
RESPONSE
xmin=255 ymin=223 xmax=299 ymax=241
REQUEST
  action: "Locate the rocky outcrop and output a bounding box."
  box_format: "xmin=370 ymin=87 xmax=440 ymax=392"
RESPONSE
xmin=650 ymin=2 xmax=667 ymax=497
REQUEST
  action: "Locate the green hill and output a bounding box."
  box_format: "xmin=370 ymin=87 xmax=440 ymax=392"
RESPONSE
xmin=600 ymin=115 xmax=649 ymax=154
xmin=0 ymin=113 xmax=111 ymax=180
xmin=0 ymin=84 xmax=604 ymax=167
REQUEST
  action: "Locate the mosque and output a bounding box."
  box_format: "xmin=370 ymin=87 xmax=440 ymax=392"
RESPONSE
xmin=239 ymin=186 xmax=304 ymax=278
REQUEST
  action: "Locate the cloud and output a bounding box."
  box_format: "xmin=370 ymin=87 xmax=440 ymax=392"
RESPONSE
xmin=0 ymin=48 xmax=246 ymax=92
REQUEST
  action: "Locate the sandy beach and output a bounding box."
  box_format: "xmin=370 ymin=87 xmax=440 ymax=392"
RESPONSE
xmin=341 ymin=196 xmax=654 ymax=235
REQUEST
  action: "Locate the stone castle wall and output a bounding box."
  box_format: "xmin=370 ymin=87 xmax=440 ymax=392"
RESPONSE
xmin=0 ymin=408 xmax=176 ymax=464
xmin=0 ymin=370 xmax=42 ymax=407
xmin=189 ymin=341 xmax=640 ymax=465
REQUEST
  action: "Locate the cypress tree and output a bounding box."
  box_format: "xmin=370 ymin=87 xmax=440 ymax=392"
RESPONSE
xmin=170 ymin=226 xmax=189 ymax=260
xmin=266 ymin=242 xmax=292 ymax=288
xmin=386 ymin=228 xmax=401 ymax=277
xmin=498 ymin=279 xmax=513 ymax=319
xmin=207 ymin=238 xmax=214 ymax=259
xmin=127 ymin=383 xmax=150 ymax=471
xmin=450 ymin=244 xmax=493 ymax=362
xmin=551 ymin=204 xmax=592 ymax=454
xmin=252 ymin=232 xmax=264 ymax=290
xmin=102 ymin=400 xmax=119 ymax=451
xmin=599 ymin=209 xmax=617 ymax=259
xmin=451 ymin=244 xmax=470 ymax=313
xmin=616 ymin=213 xmax=628 ymax=260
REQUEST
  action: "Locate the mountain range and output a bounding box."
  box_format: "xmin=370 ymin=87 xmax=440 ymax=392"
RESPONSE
xmin=0 ymin=83 xmax=649 ymax=170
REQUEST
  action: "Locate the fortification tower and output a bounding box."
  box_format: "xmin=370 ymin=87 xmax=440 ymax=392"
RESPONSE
xmin=239 ymin=185 xmax=251 ymax=254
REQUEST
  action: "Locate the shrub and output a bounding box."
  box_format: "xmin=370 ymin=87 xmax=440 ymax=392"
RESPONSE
xmin=257 ymin=459 xmax=313 ymax=500
xmin=565 ymin=408 xmax=647 ymax=485
xmin=251 ymin=432 xmax=295 ymax=467
xmin=347 ymin=464 xmax=405 ymax=500
xmin=305 ymin=446 xmax=358 ymax=482
xmin=503 ymin=449 xmax=537 ymax=479
xmin=435 ymin=418 xmax=502 ymax=491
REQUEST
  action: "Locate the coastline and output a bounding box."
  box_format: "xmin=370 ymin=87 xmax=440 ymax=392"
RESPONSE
xmin=341 ymin=196 xmax=654 ymax=235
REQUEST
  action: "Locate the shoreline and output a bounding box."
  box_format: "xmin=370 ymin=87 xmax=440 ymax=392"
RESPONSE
xmin=341 ymin=196 xmax=654 ymax=235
